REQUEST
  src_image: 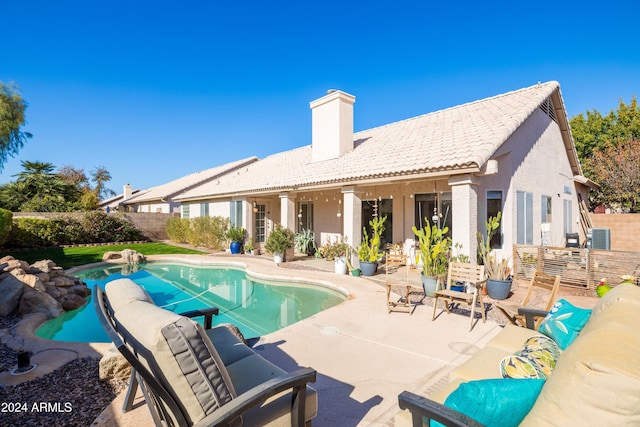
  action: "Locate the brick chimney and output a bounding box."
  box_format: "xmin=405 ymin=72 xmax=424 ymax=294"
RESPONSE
xmin=309 ymin=90 xmax=356 ymax=163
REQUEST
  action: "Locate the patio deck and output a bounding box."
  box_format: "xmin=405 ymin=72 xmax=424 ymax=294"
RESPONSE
xmin=92 ymin=254 xmax=597 ymax=426
xmin=2 ymin=253 xmax=597 ymax=426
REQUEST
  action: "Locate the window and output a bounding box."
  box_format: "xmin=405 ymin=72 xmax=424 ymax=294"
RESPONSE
xmin=516 ymin=191 xmax=533 ymax=244
xmin=182 ymin=204 xmax=190 ymax=219
xmin=563 ymin=200 xmax=573 ymax=235
xmin=297 ymin=202 xmax=314 ymax=232
xmin=541 ymin=195 xmax=552 ymax=223
xmin=230 ymin=200 xmax=243 ymax=227
xmin=200 ymin=202 xmax=209 ymax=217
xmin=254 ymin=204 xmax=266 ymax=243
xmin=487 ymin=191 xmax=503 ymax=249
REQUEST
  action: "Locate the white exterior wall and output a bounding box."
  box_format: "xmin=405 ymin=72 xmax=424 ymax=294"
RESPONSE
xmin=477 ymin=109 xmax=580 ymax=256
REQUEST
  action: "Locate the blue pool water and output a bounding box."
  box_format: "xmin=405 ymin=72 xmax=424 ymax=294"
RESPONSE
xmin=35 ymin=262 xmax=346 ymax=343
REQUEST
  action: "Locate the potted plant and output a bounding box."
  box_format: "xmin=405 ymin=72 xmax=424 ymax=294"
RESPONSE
xmin=245 ymin=239 xmax=255 ymax=255
xmin=412 ymin=222 xmax=451 ymax=297
xmin=265 ymin=224 xmax=294 ymax=264
xmin=226 ymin=225 xmax=246 ymax=254
xmin=356 ymin=216 xmax=387 ymax=276
xmin=294 ymin=228 xmax=316 ymax=256
xmin=478 ymin=212 xmax=512 ymax=299
xmin=331 ymin=238 xmax=350 ymax=275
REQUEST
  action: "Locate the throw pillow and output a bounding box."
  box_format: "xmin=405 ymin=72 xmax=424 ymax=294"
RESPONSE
xmin=500 ymin=354 xmax=544 ymax=379
xmin=539 ymin=299 xmax=592 ymax=350
xmin=432 ymin=378 xmax=545 ymax=427
xmin=500 ymin=336 xmax=561 ymax=379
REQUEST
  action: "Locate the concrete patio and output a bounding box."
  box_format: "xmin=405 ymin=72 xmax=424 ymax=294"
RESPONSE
xmin=1 ymin=253 xmax=597 ymax=426
xmin=88 ymin=254 xmax=596 ymax=426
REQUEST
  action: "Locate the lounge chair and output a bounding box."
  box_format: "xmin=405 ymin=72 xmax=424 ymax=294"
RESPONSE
xmin=431 ymin=263 xmax=486 ymax=331
xmin=494 ymin=270 xmax=561 ymax=329
xmin=94 ymin=278 xmax=317 ymax=426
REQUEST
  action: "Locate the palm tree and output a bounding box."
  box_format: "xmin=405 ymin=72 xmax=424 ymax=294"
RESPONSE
xmin=9 ymin=160 xmax=79 ymax=211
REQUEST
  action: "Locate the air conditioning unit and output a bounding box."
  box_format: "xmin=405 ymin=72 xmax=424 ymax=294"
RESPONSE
xmin=586 ymin=228 xmax=610 ymax=250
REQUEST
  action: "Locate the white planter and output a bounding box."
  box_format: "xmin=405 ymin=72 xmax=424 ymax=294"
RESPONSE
xmin=273 ymin=252 xmax=283 ymax=264
xmin=334 ymin=257 xmax=347 ymax=275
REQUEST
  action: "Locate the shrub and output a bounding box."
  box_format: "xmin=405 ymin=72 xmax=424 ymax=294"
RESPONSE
xmin=166 ymin=217 xmax=190 ymax=243
xmin=186 ymin=216 xmax=228 ymax=250
xmin=265 ymin=225 xmax=294 ymax=255
xmin=6 ymin=211 xmax=144 ymax=247
xmin=0 ymin=209 xmax=12 ymax=247
xmin=166 ymin=216 xmax=228 ymax=250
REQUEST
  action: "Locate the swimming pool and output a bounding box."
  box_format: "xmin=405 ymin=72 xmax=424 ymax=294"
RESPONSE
xmin=35 ymin=262 xmax=346 ymax=343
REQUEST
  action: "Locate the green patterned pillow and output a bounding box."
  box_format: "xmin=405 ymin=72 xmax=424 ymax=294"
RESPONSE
xmin=500 ymin=335 xmax=561 ymax=379
xmin=539 ymin=299 xmax=592 ymax=350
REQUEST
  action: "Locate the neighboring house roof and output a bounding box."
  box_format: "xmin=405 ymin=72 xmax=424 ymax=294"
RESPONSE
xmin=99 ymin=189 xmax=142 ymax=209
xmin=175 ymin=81 xmax=581 ymax=201
xmin=122 ymin=157 xmax=258 ymax=205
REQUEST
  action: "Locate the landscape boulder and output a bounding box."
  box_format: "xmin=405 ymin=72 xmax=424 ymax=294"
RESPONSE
xmin=0 ymin=275 xmax=25 ymax=317
xmin=0 ymin=258 xmax=91 ymax=320
xmin=102 ymin=249 xmax=146 ymax=264
xmin=99 ymin=345 xmax=131 ymax=382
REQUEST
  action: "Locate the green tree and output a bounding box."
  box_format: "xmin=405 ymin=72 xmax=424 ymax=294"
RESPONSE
xmin=0 ymin=82 xmax=32 ymax=172
xmin=570 ymin=96 xmax=640 ymax=210
xmin=90 ymin=166 xmax=116 ymax=200
xmin=7 ymin=160 xmax=79 ymax=211
xmin=589 ymin=139 xmax=640 ymax=212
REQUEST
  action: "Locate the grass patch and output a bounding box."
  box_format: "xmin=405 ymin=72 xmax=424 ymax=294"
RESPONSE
xmin=1 ymin=243 xmax=208 ymax=269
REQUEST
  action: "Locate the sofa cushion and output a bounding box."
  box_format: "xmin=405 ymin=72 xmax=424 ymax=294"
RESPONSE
xmin=434 ymin=378 xmax=545 ymax=427
xmin=450 ymin=346 xmax=511 ymax=381
xmin=104 ymin=278 xmax=154 ymax=311
xmin=521 ymin=321 xmax=640 ymax=426
xmin=538 ymin=299 xmax=591 ymax=350
xmin=113 ymin=299 xmax=236 ymax=425
xmin=485 ymin=324 xmax=545 ymax=353
xmin=205 ymin=325 xmax=255 ymax=366
xmin=589 ymin=283 xmax=640 ymax=320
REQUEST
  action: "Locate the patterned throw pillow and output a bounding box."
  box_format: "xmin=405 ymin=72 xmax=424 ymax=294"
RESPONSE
xmin=538 ymin=299 xmax=592 ymax=350
xmin=500 ymin=335 xmax=561 ymax=379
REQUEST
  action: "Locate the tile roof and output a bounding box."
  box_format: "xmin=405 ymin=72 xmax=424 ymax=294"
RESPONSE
xmin=176 ymin=81 xmax=569 ymax=201
xmin=123 ymin=157 xmax=258 ymax=204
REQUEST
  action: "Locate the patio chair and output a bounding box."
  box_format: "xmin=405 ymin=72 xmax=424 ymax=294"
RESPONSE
xmin=494 ymin=270 xmax=561 ymax=329
xmin=432 ymin=263 xmax=486 ymax=331
xmin=94 ymin=278 xmax=317 ymax=427
xmin=385 ymin=247 xmax=421 ymax=314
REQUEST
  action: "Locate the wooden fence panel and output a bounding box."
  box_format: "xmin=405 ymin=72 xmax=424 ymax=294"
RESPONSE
xmin=513 ymin=245 xmax=640 ymax=290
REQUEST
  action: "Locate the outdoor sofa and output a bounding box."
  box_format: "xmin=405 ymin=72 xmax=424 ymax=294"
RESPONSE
xmin=95 ymin=278 xmax=317 ymax=426
xmin=398 ymin=283 xmax=640 ymax=426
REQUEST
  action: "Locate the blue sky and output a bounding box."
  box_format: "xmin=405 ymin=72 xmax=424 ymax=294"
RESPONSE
xmin=1 ymin=1 xmax=638 ymax=196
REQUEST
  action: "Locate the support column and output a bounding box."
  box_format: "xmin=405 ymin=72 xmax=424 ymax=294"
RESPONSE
xmin=279 ymin=192 xmax=296 ymax=232
xmin=342 ymin=187 xmax=361 ymax=248
xmin=449 ymin=175 xmax=479 ymax=262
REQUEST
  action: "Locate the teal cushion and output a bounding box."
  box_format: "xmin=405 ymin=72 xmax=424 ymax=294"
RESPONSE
xmin=431 ymin=378 xmax=545 ymax=427
xmin=539 ymin=299 xmax=592 ymax=350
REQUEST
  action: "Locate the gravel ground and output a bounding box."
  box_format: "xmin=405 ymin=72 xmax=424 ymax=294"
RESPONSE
xmin=0 ymin=316 xmax=128 ymax=427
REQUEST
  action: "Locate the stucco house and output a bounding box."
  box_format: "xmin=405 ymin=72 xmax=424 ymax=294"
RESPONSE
xmin=173 ymin=81 xmax=593 ymax=261
xmin=101 ymin=157 xmax=258 ymax=214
